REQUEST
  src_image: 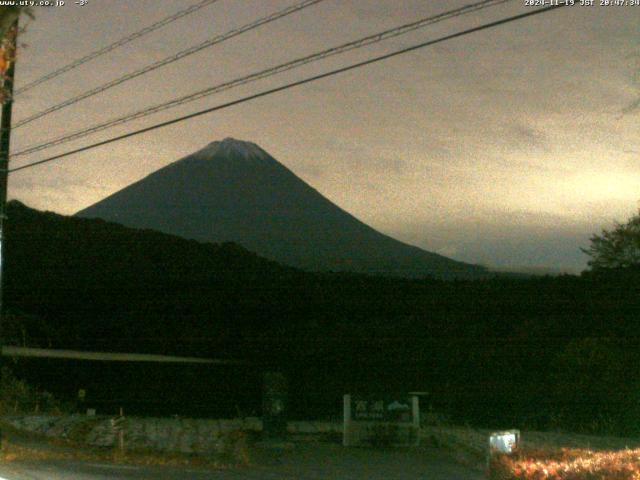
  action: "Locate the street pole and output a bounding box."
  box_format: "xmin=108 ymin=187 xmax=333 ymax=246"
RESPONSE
xmin=0 ymin=18 xmax=18 ymax=431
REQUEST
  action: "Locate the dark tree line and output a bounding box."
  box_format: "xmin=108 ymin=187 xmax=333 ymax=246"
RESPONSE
xmin=2 ymin=200 xmax=640 ymax=434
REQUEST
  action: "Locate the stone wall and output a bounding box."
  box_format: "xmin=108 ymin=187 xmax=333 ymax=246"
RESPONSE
xmin=3 ymin=415 xmax=341 ymax=453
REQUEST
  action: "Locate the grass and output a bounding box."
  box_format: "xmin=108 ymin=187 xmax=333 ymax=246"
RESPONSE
xmin=0 ymin=441 xmax=244 ymax=468
xmin=489 ymin=448 xmax=640 ymax=479
xmin=421 ymin=426 xmax=489 ymax=470
xmin=422 ymin=425 xmax=640 ymax=478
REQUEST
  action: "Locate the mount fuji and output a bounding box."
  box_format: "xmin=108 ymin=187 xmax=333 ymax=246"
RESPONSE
xmin=76 ymin=138 xmax=486 ymax=279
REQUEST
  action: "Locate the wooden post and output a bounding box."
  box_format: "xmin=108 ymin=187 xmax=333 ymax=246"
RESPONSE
xmin=262 ymin=371 xmax=287 ymax=440
xmin=0 ymin=20 xmax=18 ymax=447
xmin=343 ymin=394 xmax=351 ymax=447
xmin=118 ymin=407 xmax=125 ymax=452
xmin=411 ymin=395 xmax=420 ymax=446
xmin=0 ymin=19 xmax=17 ymax=332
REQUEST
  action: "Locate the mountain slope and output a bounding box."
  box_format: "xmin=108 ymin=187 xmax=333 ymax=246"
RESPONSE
xmin=4 ymin=200 xmax=300 ymax=354
xmin=76 ymin=138 xmax=486 ymax=279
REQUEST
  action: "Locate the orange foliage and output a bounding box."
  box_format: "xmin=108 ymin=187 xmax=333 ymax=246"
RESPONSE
xmin=0 ymin=48 xmax=6 ymax=74
xmin=489 ymin=447 xmax=640 ymax=480
xmin=0 ymin=25 xmax=16 ymax=103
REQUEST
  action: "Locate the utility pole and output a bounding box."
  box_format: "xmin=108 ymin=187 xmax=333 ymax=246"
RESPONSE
xmin=0 ymin=18 xmax=18 ymax=427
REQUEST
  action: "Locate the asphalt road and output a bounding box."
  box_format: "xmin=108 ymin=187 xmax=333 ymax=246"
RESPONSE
xmin=0 ymin=444 xmax=484 ymax=479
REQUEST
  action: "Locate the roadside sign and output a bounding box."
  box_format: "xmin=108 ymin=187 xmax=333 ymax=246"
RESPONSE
xmin=489 ymin=430 xmax=520 ymax=455
xmin=343 ymin=394 xmax=420 ymax=447
xmin=352 ymin=397 xmax=413 ymax=423
xmin=111 ymin=408 xmax=126 ymax=451
xmin=487 ymin=429 xmax=520 ymax=470
xmin=263 ymin=371 xmax=288 ymax=439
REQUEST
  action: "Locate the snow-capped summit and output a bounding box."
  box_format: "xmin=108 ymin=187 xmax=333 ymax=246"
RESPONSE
xmin=200 ymin=137 xmax=269 ymax=161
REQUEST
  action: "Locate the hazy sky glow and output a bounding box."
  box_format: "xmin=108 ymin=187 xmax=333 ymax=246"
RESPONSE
xmin=8 ymin=0 xmax=640 ymax=272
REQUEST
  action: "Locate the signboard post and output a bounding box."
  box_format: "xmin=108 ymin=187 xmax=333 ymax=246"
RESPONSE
xmin=262 ymin=371 xmax=288 ymax=440
xmin=343 ymin=394 xmax=420 ymax=447
xmin=110 ymin=407 xmax=126 ymax=452
xmin=488 ymin=429 xmax=520 ymax=467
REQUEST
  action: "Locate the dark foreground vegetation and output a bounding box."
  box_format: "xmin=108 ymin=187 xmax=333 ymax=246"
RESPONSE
xmin=489 ymin=448 xmax=640 ymax=480
xmin=3 ymin=201 xmax=639 ymax=436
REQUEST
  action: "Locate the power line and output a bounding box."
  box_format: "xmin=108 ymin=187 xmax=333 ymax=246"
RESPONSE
xmin=12 ymin=0 xmax=512 ymax=159
xmin=12 ymin=0 xmax=326 ymax=129
xmin=9 ymin=3 xmax=570 ymax=174
xmin=14 ymin=0 xmax=222 ymax=96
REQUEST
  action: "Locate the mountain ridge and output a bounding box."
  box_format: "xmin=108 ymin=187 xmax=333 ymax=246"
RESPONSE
xmin=76 ymin=138 xmax=486 ymax=279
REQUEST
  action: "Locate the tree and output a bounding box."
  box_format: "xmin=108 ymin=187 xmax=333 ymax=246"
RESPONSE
xmin=0 ymin=7 xmax=32 ymax=103
xmin=551 ymin=337 xmax=640 ymax=435
xmin=582 ymin=209 xmax=640 ymax=270
xmin=0 ymin=7 xmax=20 ymax=39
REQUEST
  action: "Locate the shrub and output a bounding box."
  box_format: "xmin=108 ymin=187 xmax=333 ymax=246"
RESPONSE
xmin=217 ymin=430 xmax=250 ymax=465
xmin=488 ymin=447 xmax=640 ymax=480
xmin=0 ymin=367 xmax=65 ymax=415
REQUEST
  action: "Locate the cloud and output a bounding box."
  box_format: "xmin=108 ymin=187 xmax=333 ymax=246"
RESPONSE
xmin=11 ymin=0 xmax=639 ymax=271
xmin=507 ymin=124 xmax=548 ymax=151
xmin=315 ymin=138 xmax=411 ymax=174
xmin=387 ymin=211 xmax=598 ymax=273
xmin=622 ymin=97 xmax=640 ymax=115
